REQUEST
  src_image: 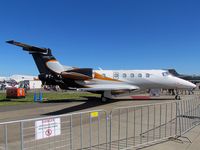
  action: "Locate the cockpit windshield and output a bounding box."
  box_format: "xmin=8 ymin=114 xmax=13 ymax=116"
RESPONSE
xmin=162 ymin=72 xmax=170 ymax=77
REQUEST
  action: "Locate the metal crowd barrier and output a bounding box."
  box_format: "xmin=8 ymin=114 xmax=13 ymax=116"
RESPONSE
xmin=109 ymin=101 xmax=178 ymax=149
xmin=176 ymin=97 xmax=200 ymax=136
xmin=0 ymin=110 xmax=108 ymax=150
xmin=0 ymin=96 xmax=200 ymax=150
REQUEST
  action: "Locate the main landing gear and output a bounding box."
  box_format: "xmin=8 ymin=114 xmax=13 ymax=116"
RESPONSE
xmin=101 ymin=91 xmax=111 ymax=103
xmin=101 ymin=95 xmax=109 ymax=103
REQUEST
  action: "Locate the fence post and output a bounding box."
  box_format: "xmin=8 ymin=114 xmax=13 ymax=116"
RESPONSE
xmin=147 ymin=106 xmax=150 ymax=143
xmin=126 ymin=108 xmax=129 ymax=148
xmin=4 ymin=124 xmax=8 ymax=150
xmin=20 ymin=122 xmax=24 ymax=150
xmin=70 ymin=115 xmax=73 ymax=150
xmin=176 ymin=101 xmax=182 ymax=137
xmin=134 ymin=107 xmax=136 ymax=146
xmin=97 ymin=112 xmax=100 ymax=149
xmin=153 ymin=105 xmax=155 ymax=141
xmin=175 ymin=102 xmax=178 ymax=136
xmin=118 ymin=109 xmax=121 ymax=149
xmin=109 ymin=112 xmax=112 ymax=150
xmin=80 ymin=114 xmax=83 ymax=149
xmin=159 ymin=104 xmax=162 ymax=139
xmin=106 ymin=112 xmax=108 ymax=150
xmin=140 ymin=107 xmax=143 ymax=144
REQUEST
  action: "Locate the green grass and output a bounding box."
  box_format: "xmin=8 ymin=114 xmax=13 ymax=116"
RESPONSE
xmin=0 ymin=91 xmax=100 ymax=106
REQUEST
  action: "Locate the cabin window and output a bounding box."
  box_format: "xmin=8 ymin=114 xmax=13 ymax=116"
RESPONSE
xmin=113 ymin=72 xmax=119 ymax=79
xmin=122 ymin=73 xmax=127 ymax=78
xmin=130 ymin=73 xmax=134 ymax=78
xmin=138 ymin=73 xmax=142 ymax=78
xmin=102 ymin=73 xmax=106 ymax=77
xmin=146 ymin=73 xmax=150 ymax=78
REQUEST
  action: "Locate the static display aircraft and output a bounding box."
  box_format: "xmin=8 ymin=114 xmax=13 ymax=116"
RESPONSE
xmin=7 ymin=40 xmax=196 ymax=102
xmin=168 ymin=69 xmax=200 ymax=84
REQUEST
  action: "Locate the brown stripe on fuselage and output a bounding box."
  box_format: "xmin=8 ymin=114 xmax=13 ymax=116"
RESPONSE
xmin=94 ymin=72 xmax=121 ymax=82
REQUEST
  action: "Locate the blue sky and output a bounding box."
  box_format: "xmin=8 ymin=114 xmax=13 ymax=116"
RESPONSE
xmin=0 ymin=0 xmax=200 ymax=76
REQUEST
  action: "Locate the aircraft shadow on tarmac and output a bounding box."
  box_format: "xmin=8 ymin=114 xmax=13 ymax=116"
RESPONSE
xmin=0 ymin=99 xmax=11 ymax=102
xmin=43 ymin=96 xmax=174 ymax=116
xmin=0 ymin=98 xmax=32 ymax=102
xmin=43 ymin=96 xmax=118 ymax=116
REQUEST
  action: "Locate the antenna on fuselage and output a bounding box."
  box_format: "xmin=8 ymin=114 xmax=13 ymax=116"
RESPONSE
xmin=98 ymin=67 xmax=103 ymax=71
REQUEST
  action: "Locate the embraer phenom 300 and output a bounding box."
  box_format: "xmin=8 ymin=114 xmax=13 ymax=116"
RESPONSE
xmin=7 ymin=40 xmax=196 ymax=102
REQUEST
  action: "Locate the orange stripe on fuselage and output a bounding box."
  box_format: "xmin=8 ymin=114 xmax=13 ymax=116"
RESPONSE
xmin=94 ymin=72 xmax=121 ymax=82
xmin=47 ymin=59 xmax=58 ymax=63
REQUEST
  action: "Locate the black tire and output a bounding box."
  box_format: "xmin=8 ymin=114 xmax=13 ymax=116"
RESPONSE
xmin=101 ymin=95 xmax=109 ymax=103
xmin=175 ymin=95 xmax=181 ymax=100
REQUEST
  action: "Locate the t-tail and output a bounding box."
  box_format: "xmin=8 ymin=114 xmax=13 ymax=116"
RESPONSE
xmin=6 ymin=40 xmax=93 ymax=88
xmin=6 ymin=40 xmax=67 ymax=74
xmin=6 ymin=40 xmax=71 ymax=86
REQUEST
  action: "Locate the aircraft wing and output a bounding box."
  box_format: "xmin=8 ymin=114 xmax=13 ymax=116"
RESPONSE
xmin=78 ymin=83 xmax=140 ymax=92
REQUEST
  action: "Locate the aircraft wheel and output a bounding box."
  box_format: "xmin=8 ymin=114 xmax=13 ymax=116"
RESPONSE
xmin=175 ymin=95 xmax=181 ymax=100
xmin=101 ymin=96 xmax=108 ymax=103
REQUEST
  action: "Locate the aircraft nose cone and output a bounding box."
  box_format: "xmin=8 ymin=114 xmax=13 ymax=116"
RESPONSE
xmin=181 ymin=80 xmax=196 ymax=89
xmin=174 ymin=77 xmax=197 ymax=89
xmin=189 ymin=82 xmax=196 ymax=89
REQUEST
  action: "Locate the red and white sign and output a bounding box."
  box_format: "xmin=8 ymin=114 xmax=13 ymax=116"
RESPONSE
xmin=35 ymin=118 xmax=61 ymax=140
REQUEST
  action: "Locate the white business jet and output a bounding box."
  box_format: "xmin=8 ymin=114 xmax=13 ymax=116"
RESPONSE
xmin=7 ymin=40 xmax=196 ymax=102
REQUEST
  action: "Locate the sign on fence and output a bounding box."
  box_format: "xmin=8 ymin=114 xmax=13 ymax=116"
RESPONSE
xmin=35 ymin=117 xmax=61 ymax=140
xmin=90 ymin=111 xmax=99 ymax=118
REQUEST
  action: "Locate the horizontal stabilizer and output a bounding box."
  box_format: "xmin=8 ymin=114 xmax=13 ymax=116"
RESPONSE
xmin=7 ymin=40 xmax=56 ymax=74
xmin=6 ymin=40 xmax=49 ymax=54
